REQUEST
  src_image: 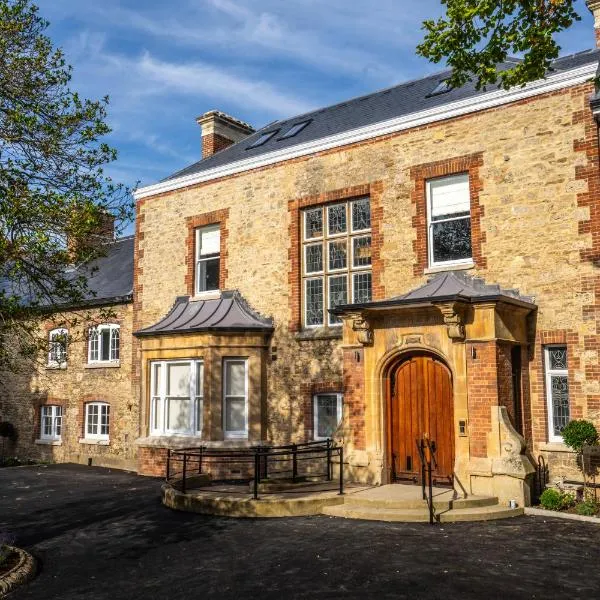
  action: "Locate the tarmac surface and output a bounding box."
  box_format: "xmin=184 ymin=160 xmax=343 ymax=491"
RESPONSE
xmin=2 ymin=464 xmax=600 ymax=599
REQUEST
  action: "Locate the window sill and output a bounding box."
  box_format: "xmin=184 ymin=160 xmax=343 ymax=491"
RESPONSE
xmin=135 ymin=436 xmax=267 ymax=449
xmin=539 ymin=442 xmax=572 ymax=453
xmin=79 ymin=438 xmax=110 ymax=446
xmin=46 ymin=364 xmax=67 ymax=371
xmin=295 ymin=327 xmax=343 ymax=341
xmin=35 ymin=439 xmax=62 ymax=446
xmin=85 ymin=362 xmax=120 ymax=369
xmin=192 ymin=290 xmax=221 ymax=301
xmin=424 ymin=261 xmax=475 ymax=275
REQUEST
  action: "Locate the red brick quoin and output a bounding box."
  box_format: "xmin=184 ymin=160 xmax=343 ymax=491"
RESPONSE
xmin=410 ymin=153 xmax=486 ymax=276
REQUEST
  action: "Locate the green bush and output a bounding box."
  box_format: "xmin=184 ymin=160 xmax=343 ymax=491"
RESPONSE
xmin=561 ymin=420 xmax=599 ymax=453
xmin=539 ymin=488 xmax=575 ymax=511
xmin=575 ymin=501 xmax=599 ymax=517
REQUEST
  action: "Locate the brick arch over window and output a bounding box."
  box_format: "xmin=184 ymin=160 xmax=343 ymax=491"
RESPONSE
xmin=410 ymin=153 xmax=486 ymax=276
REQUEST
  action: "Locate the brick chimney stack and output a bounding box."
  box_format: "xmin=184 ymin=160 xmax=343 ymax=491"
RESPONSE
xmin=587 ymin=0 xmax=600 ymax=47
xmin=196 ymin=111 xmax=254 ymax=159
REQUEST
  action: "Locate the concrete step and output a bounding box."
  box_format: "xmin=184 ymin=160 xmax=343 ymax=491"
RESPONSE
xmin=322 ymin=502 xmax=523 ymax=523
xmin=343 ymin=493 xmax=498 ymax=511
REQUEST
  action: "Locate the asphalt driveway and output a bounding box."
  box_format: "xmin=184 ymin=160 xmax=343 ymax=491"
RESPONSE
xmin=2 ymin=464 xmax=600 ymax=599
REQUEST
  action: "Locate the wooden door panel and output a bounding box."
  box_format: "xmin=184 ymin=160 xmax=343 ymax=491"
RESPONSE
xmin=388 ymin=355 xmax=454 ymax=484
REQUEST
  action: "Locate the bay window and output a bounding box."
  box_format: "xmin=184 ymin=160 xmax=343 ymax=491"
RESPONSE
xmin=302 ymin=197 xmax=371 ymax=327
xmin=150 ymin=360 xmax=204 ymax=435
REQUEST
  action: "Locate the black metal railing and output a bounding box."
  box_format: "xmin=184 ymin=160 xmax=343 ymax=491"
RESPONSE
xmin=532 ymin=455 xmax=548 ymax=505
xmin=416 ymin=437 xmax=438 ymax=525
xmin=166 ymin=439 xmax=345 ymax=499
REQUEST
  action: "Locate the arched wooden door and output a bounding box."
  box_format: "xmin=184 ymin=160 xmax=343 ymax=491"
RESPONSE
xmin=386 ymin=354 xmax=454 ymax=486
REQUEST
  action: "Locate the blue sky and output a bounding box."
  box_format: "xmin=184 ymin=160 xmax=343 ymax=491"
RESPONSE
xmin=38 ymin=0 xmax=596 ymax=194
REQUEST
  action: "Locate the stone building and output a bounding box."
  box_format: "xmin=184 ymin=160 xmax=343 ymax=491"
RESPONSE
xmin=0 ymin=235 xmax=138 ymax=471
xmin=4 ymin=3 xmax=600 ymax=506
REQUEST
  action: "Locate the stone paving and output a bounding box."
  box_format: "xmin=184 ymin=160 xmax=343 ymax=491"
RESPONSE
xmin=2 ymin=464 xmax=600 ymax=599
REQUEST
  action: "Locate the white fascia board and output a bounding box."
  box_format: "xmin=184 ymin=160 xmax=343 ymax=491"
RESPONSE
xmin=135 ymin=62 xmax=597 ymax=201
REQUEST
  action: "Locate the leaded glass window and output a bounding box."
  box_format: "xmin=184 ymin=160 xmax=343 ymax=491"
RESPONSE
xmin=427 ymin=174 xmax=473 ymax=266
xmin=544 ymin=346 xmax=570 ymax=442
xmin=301 ymin=198 xmax=371 ymax=327
xmin=314 ymin=393 xmax=343 ymax=440
xmin=48 ymin=328 xmax=68 ymax=366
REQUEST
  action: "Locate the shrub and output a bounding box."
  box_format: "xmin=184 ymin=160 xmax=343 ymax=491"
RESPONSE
xmin=539 ymin=488 xmax=575 ymax=511
xmin=562 ymin=420 xmax=599 ymax=454
xmin=575 ymin=501 xmax=599 ymax=517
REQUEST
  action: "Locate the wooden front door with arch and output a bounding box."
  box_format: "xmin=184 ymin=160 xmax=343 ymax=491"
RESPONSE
xmin=386 ymin=354 xmax=455 ymax=485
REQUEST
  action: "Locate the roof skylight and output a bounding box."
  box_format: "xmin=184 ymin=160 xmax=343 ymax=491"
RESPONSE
xmin=429 ymin=79 xmax=452 ymax=96
xmin=247 ymin=130 xmax=279 ymax=149
xmin=279 ymin=120 xmax=311 ymax=139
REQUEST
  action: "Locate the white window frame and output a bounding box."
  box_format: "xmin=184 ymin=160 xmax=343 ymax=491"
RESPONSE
xmin=47 ymin=328 xmax=68 ymax=367
xmin=84 ymin=402 xmax=110 ymax=441
xmin=301 ymin=198 xmax=372 ymax=328
xmin=88 ymin=323 xmax=120 ymax=364
xmin=150 ymin=360 xmax=203 ymax=436
xmin=195 ymin=224 xmax=221 ymax=295
xmin=223 ymin=358 xmax=249 ymax=440
xmin=544 ymin=345 xmax=570 ymax=443
xmin=313 ymin=393 xmax=343 ymax=441
xmin=40 ymin=405 xmax=62 ymax=441
xmin=426 ymin=174 xmax=473 ymax=268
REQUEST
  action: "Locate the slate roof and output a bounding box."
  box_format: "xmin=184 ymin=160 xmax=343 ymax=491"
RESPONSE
xmin=164 ymin=49 xmax=600 ymax=183
xmin=134 ymin=291 xmax=274 ymax=337
xmin=331 ymin=271 xmax=536 ymax=314
xmin=0 ymin=235 xmax=135 ymax=308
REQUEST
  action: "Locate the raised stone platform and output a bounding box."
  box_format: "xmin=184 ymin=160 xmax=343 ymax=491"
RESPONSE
xmin=162 ymin=481 xmax=524 ymax=522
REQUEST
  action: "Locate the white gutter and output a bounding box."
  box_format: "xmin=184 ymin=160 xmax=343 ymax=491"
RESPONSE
xmin=134 ymin=62 xmax=597 ymax=201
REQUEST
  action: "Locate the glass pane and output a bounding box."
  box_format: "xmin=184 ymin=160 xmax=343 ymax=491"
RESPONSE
xmin=225 ymin=361 xmax=246 ymax=396
xmin=304 ymin=208 xmax=323 ymax=239
xmin=198 ymin=225 xmax=220 ymax=255
xmin=197 ymin=257 xmax=220 ymax=292
xmin=196 ymin=362 xmax=204 ymax=397
xmin=152 ymin=397 xmax=162 ymax=431
xmin=317 ymin=395 xmax=339 ymax=438
xmin=328 ymin=240 xmax=347 ymax=270
xmin=328 ymin=204 xmax=347 ymax=235
xmin=87 ymin=405 xmax=98 ymax=434
xmin=167 ymin=363 xmax=190 ymax=397
xmin=429 ymin=174 xmax=470 ymax=219
xmin=110 ymin=328 xmax=120 ymax=361
xmin=352 ymin=198 xmax=371 ymax=231
xmin=305 ymin=278 xmax=324 ymax=326
xmin=431 ymin=217 xmax=472 ymax=263
xmin=549 ymin=347 xmax=567 ymax=370
xmin=551 ymin=375 xmax=570 ymax=436
xmin=305 ymin=244 xmax=323 ymax=273
xmin=353 ymin=272 xmax=372 ymax=304
xmin=153 ymin=364 xmax=161 ymax=396
xmin=328 ymin=276 xmax=347 ymax=324
xmin=100 ymin=328 xmax=111 ymax=361
xmin=167 ymin=398 xmax=190 ymax=432
xmin=89 ymin=330 xmax=98 ymax=361
xmin=225 ymin=398 xmax=246 ymax=432
xmin=352 ymin=236 xmax=371 ymax=267
xmin=196 ymin=398 xmax=203 ymax=433
xmin=55 ymin=412 xmax=62 ymax=437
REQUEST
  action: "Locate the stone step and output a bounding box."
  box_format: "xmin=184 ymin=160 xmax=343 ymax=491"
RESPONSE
xmin=343 ymin=493 xmax=498 ymax=511
xmin=322 ymin=503 xmax=523 ymax=523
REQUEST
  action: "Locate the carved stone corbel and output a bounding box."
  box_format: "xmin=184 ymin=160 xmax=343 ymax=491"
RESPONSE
xmin=347 ymin=312 xmax=373 ymax=346
xmin=435 ymin=302 xmax=467 ymax=341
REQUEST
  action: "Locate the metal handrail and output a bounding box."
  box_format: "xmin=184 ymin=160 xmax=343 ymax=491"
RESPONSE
xmin=166 ymin=439 xmax=344 ymax=498
xmin=416 ymin=437 xmax=438 ymax=525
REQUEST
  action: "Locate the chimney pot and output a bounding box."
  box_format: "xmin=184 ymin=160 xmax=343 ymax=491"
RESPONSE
xmin=196 ymin=110 xmax=254 ymax=159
